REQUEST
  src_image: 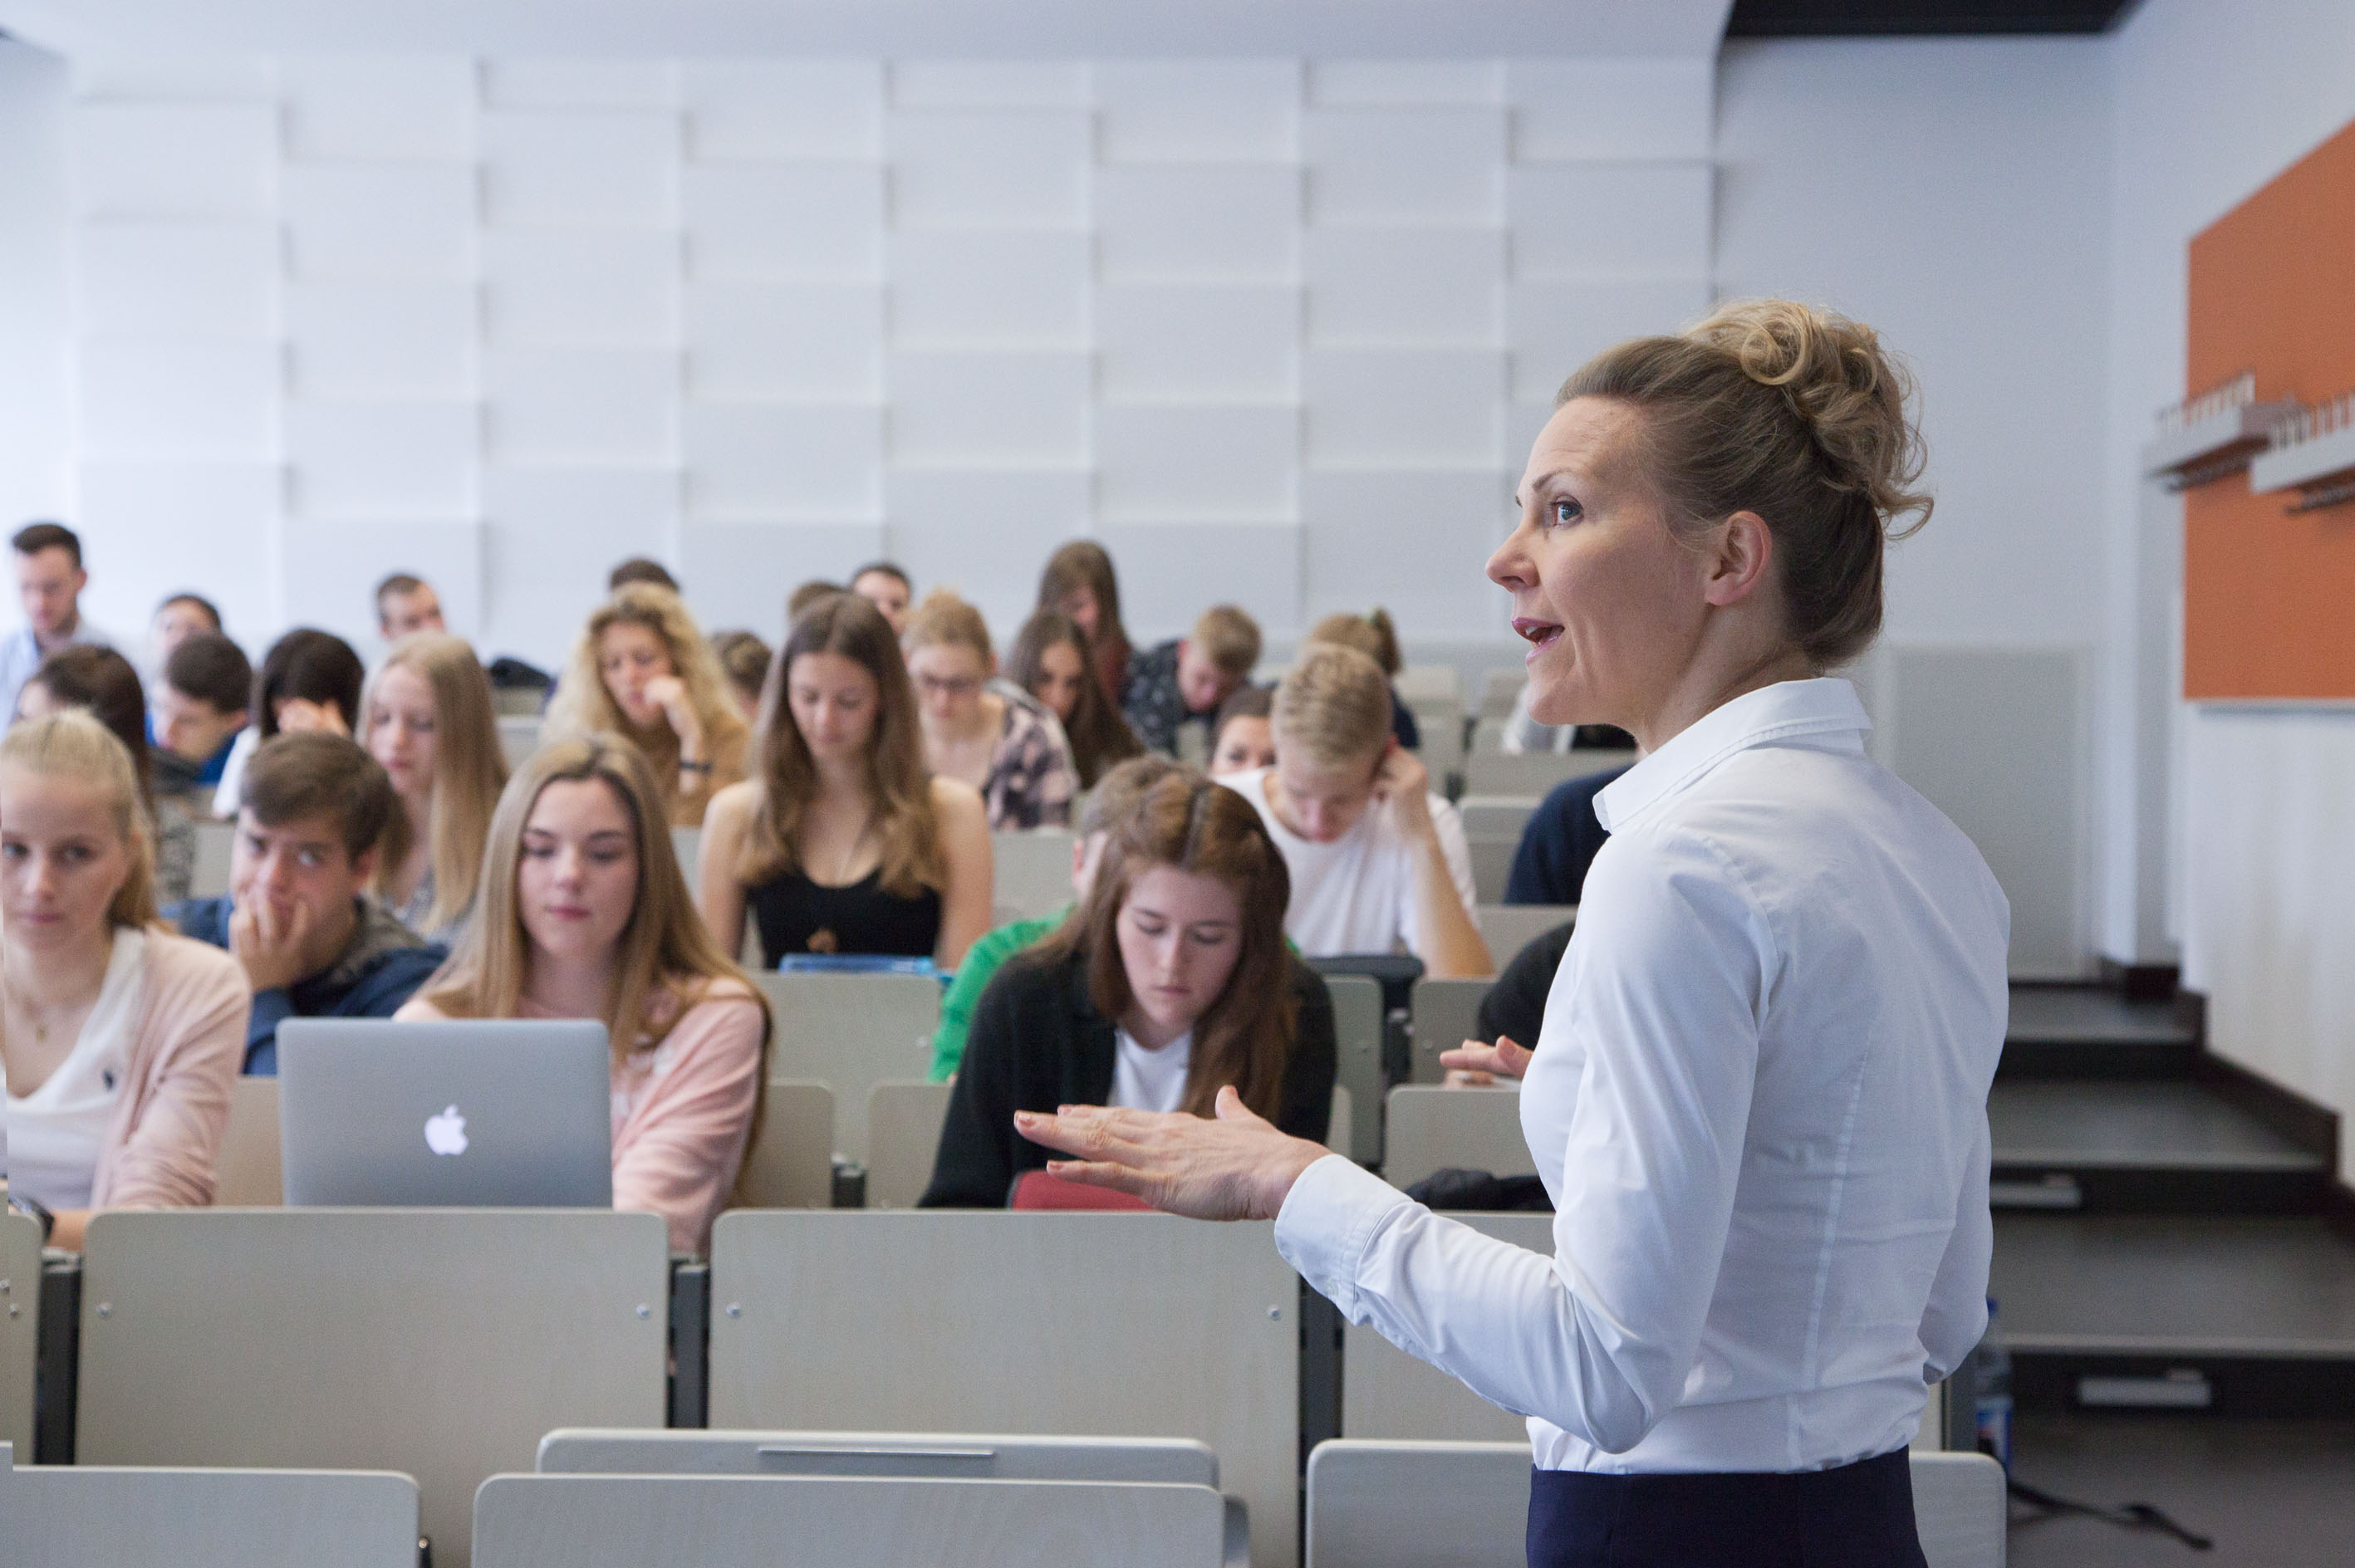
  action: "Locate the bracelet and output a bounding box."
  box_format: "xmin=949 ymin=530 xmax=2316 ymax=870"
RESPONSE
xmin=678 ymin=758 xmax=714 ymax=775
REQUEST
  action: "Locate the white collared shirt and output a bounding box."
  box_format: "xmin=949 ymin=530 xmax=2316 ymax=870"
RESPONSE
xmin=1275 ymin=679 xmax=2009 ymax=1474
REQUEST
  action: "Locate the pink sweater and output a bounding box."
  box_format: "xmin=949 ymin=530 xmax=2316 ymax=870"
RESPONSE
xmin=90 ymin=929 xmax=251 ymax=1210
xmin=401 ymin=979 xmax=765 ymax=1254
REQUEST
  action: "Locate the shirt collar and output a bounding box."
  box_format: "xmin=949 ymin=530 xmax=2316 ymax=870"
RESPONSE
xmin=1594 ymin=678 xmax=1871 ymax=834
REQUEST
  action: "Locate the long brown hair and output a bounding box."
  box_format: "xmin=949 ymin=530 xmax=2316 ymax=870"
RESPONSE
xmin=419 ymin=734 xmax=769 ymax=1068
xmin=26 ymin=645 xmax=154 ymax=809
xmin=738 ymin=591 xmax=944 ymax=899
xmin=1007 ymin=608 xmax=1142 ymax=789
xmin=546 ymin=584 xmax=748 ymax=776
xmin=366 ymin=633 xmax=510 ymax=933
xmin=1040 ymin=770 xmax=1296 ymax=1120
xmin=0 ymin=710 xmax=158 ymax=929
xmin=1036 ymin=541 xmax=1131 ymax=692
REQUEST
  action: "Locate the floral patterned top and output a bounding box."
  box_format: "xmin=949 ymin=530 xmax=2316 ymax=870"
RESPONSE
xmin=981 ymin=680 xmax=1078 ymax=832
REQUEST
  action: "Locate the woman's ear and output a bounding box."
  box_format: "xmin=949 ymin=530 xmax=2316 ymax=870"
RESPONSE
xmin=1703 ymin=510 xmax=1777 ymax=608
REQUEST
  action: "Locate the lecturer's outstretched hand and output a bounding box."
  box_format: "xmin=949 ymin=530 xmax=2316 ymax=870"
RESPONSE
xmin=1015 ymin=1087 xmax=1331 ymax=1222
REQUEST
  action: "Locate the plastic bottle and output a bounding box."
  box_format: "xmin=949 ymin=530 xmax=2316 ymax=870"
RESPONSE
xmin=1975 ymin=1296 xmax=2014 ymax=1470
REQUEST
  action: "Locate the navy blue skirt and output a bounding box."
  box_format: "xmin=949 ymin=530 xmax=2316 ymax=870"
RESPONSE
xmin=1527 ymin=1448 xmax=1927 ymax=1568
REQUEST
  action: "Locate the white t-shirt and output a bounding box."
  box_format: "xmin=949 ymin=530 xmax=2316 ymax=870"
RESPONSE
xmin=5 ymin=927 xmax=146 ymax=1209
xmin=1111 ymin=1027 xmax=1192 ymax=1115
xmin=1224 ymin=767 xmax=1479 ymax=959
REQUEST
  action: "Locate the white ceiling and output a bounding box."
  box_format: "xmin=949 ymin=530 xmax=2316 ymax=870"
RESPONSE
xmin=0 ymin=0 xmax=1734 ymax=61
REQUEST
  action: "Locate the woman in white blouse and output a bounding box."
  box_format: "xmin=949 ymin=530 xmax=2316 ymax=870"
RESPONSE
xmin=1021 ymin=300 xmax=2010 ymax=1567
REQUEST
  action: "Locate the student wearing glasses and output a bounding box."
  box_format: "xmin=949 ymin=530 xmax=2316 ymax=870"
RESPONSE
xmin=902 ymin=590 xmax=1077 ymax=833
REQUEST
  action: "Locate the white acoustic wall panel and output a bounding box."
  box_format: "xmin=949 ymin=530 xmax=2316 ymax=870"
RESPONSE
xmin=890 ymin=228 xmax=1090 ymax=349
xmin=887 ymin=350 xmax=1089 ymax=468
xmin=69 ymin=101 xmax=276 ymax=218
xmin=1094 ymin=61 xmax=1300 ymax=163
xmin=892 ymin=60 xmax=1089 ymax=110
xmin=279 ymin=517 xmax=485 ymax=658
xmin=1505 ymin=277 xmax=1715 ymax=399
xmin=1305 ymin=227 xmax=1504 ymax=345
xmin=483 ymin=228 xmax=680 ymax=345
xmin=1509 ymin=59 xmax=1713 ymax=162
xmin=682 ymin=164 xmax=884 ymax=280
xmin=78 ymin=339 xmax=277 ymax=458
xmin=76 ymin=222 xmax=277 ymax=337
xmin=1097 ymin=284 xmax=1300 ymax=402
xmin=683 ymin=61 xmax=885 ymax=161
xmin=679 ymin=520 xmax=887 ymax=638
xmin=56 ymin=50 xmax=1720 ymax=664
xmin=1303 ymin=469 xmax=1510 ymax=632
xmin=73 ymin=56 xmax=277 ymax=103
xmin=684 ymin=403 xmax=884 ymax=517
xmin=78 ymin=460 xmax=281 ymax=637
xmin=1096 ymin=164 xmax=1301 ymax=283
xmin=483 ymin=110 xmax=678 ymax=226
xmin=1305 ymin=347 xmax=1504 ymax=468
xmin=485 ymin=60 xmax=677 ymax=110
xmin=886 ymin=468 xmax=1091 ymax=629
xmin=1304 ymin=109 xmax=1506 ymax=224
xmin=282 ymin=57 xmax=475 ymax=161
xmin=1097 ymin=404 xmax=1297 ymax=520
xmin=483 ymin=466 xmax=680 ymax=657
xmin=285 ymin=399 xmax=476 ymax=517
xmin=282 ymin=164 xmax=474 ymax=281
xmin=890 ymin=110 xmax=1089 ymax=228
xmin=484 ymin=346 xmax=678 ymax=464
xmin=287 ymin=282 xmax=476 ymax=399
xmin=1310 ymin=61 xmax=1504 ymax=106
xmin=1509 ymin=162 xmax=1713 ymax=278
xmin=685 ymin=282 xmax=884 ymax=401
xmin=1103 ymin=522 xmax=1302 ymax=637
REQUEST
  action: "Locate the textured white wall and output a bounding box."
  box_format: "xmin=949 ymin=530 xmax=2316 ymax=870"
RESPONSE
xmin=0 ymin=40 xmax=71 ymax=533
xmin=52 ymin=53 xmax=1715 ymax=667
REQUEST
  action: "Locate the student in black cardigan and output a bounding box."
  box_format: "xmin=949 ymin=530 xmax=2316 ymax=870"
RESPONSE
xmin=921 ymin=768 xmax=1336 ymax=1208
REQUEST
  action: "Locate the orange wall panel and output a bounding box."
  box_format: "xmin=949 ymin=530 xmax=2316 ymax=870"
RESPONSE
xmin=2184 ymin=113 xmax=2355 ymax=699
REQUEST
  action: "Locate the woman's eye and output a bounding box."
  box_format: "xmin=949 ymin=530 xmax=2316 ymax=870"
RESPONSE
xmin=1552 ymin=497 xmax=1582 ymax=526
xmin=587 ymin=849 xmax=627 ymax=866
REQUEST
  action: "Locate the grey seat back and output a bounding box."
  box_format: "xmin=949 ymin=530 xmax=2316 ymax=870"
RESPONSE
xmin=992 ymin=830 xmax=1076 ymax=922
xmin=1407 ymin=978 xmax=1489 ymax=1085
xmin=733 ymin=1080 xmax=836 ymax=1208
xmin=1475 ymin=904 xmax=1575 ymax=968
xmin=6 ymin=1456 xmax=419 ymax=1568
xmin=1324 ymin=973 xmax=1385 ymax=1164
xmin=1 ymin=1213 xmax=38 ymax=1456
xmin=1381 ymin=1085 xmax=1533 ymax=1190
xmin=474 ymin=1472 xmax=1226 ymax=1568
xmin=212 ymin=1074 xmax=284 ymax=1206
xmin=1307 ymin=1439 xmax=1529 ymax=1568
xmin=537 ymin=1428 xmax=1217 ymax=1486
xmin=76 ymin=1210 xmax=669 ymax=1568
xmin=865 ymin=1080 xmax=953 ymax=1208
xmin=709 ymin=1210 xmax=1300 ymax=1566
xmin=750 ymin=972 xmax=942 ymax=1164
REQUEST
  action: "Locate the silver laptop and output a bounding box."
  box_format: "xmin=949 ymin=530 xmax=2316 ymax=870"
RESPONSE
xmin=277 ymin=1018 xmax=614 ymax=1208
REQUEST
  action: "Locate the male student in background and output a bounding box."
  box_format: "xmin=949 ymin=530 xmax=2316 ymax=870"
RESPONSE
xmin=167 ymin=731 xmax=445 ymax=1073
xmin=2 ymin=522 xmax=114 ymax=720
xmin=375 ymin=572 xmax=448 ymax=641
xmin=1121 ymin=604 xmax=1262 ymax=757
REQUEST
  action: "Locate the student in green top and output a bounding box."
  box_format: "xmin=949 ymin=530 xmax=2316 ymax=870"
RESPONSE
xmin=929 ymin=753 xmax=1183 ymax=1080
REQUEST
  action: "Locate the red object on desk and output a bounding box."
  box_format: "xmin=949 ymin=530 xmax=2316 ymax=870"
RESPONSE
xmin=1008 ymin=1170 xmax=1155 ymax=1211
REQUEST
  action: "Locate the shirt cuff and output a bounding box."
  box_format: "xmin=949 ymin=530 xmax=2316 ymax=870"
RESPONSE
xmin=1273 ymin=1153 xmax=1415 ymax=1320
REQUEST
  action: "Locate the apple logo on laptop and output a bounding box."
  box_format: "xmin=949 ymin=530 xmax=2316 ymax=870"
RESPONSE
xmin=424 ymin=1105 xmax=469 ymax=1157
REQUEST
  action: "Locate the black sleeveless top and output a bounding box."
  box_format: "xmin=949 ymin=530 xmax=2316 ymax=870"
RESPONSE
xmin=748 ymin=866 xmax=943 ymax=967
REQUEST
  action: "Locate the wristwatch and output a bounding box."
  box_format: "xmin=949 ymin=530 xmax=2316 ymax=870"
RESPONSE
xmin=8 ymin=1190 xmax=54 ymax=1242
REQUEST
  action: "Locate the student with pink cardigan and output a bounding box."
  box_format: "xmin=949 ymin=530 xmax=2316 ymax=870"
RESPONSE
xmin=399 ymin=733 xmax=770 ymax=1256
xmin=2 ymin=713 xmax=249 ymax=1251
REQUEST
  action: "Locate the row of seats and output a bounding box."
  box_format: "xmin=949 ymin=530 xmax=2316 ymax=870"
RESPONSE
xmin=3 ymin=1435 xmax=2010 ymax=1568
xmin=4 ymin=1208 xmax=1988 ymax=1568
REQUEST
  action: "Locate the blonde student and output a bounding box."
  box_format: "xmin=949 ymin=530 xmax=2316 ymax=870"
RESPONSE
xmin=2 ymin=713 xmax=249 ymax=1252
xmin=545 ymin=584 xmax=749 ymax=829
xmin=903 ymin=590 xmax=1077 ymax=832
xmin=400 ymin=736 xmax=769 ymax=1256
xmin=363 ymin=633 xmax=509 ymax=943
xmin=1224 ymin=643 xmax=1491 ymax=978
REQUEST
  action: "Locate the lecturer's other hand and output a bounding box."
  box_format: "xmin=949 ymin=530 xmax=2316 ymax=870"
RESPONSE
xmin=1438 ymin=1033 xmax=1531 ymax=1087
xmin=1014 ymin=1087 xmax=1330 ymax=1222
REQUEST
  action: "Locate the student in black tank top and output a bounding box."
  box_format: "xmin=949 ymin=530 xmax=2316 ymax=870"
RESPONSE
xmin=692 ymin=593 xmax=993 ymax=971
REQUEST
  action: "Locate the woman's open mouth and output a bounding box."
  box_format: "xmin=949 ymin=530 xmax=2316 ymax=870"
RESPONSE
xmin=1513 ymin=618 xmax=1563 ymax=651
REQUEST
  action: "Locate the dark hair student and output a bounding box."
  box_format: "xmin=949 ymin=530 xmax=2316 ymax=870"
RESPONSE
xmin=920 ymin=768 xmax=1334 ymax=1208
